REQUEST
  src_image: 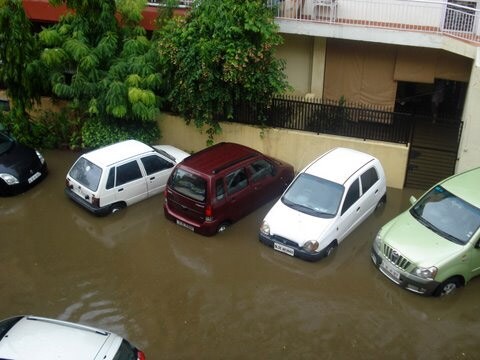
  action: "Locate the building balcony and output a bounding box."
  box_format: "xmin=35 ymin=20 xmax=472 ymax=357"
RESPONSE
xmin=22 ymin=0 xmax=480 ymax=47
xmin=272 ymin=0 xmax=479 ymax=42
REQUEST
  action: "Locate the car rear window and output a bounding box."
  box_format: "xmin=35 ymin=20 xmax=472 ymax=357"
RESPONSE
xmin=69 ymin=157 xmax=103 ymax=191
xmin=170 ymin=168 xmax=207 ymax=202
xmin=0 ymin=316 xmax=22 ymax=341
xmin=112 ymin=339 xmax=138 ymax=360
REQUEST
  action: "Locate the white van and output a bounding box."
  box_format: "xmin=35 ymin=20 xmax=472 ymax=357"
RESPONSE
xmin=65 ymin=140 xmax=189 ymax=215
xmin=259 ymin=147 xmax=387 ymax=261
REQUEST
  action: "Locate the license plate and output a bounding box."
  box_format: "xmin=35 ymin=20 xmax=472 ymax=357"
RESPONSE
xmin=274 ymin=242 xmax=294 ymax=256
xmin=176 ymin=220 xmax=194 ymax=231
xmin=28 ymin=172 xmax=41 ymax=184
xmin=381 ymin=260 xmax=400 ymax=280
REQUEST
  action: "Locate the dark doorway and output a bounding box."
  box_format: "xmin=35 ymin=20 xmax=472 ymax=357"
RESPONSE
xmin=395 ymin=80 xmax=466 ymax=189
xmin=395 ymin=79 xmax=467 ymax=122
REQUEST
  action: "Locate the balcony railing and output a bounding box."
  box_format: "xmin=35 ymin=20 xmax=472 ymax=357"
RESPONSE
xmin=148 ymin=0 xmax=193 ymax=7
xmin=147 ymin=0 xmax=480 ymax=45
xmin=270 ymin=0 xmax=480 ymax=44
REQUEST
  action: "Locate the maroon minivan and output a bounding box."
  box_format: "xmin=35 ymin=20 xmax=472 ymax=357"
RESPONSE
xmin=164 ymin=142 xmax=294 ymax=236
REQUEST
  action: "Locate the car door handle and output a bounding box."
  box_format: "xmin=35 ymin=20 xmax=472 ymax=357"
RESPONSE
xmin=118 ymin=188 xmax=124 ymax=192
xmin=150 ymin=176 xmax=155 ymax=180
xmin=356 ymin=207 xmax=360 ymax=212
xmin=375 ymin=189 xmax=378 ymax=194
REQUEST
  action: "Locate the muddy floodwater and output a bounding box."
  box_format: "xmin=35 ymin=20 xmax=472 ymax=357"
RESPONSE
xmin=1 ymin=150 xmax=480 ymax=359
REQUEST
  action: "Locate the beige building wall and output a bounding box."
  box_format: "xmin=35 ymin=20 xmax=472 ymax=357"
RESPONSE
xmin=158 ymin=114 xmax=409 ymax=189
xmin=276 ymin=34 xmax=313 ymax=95
xmin=457 ymin=60 xmax=480 ymax=173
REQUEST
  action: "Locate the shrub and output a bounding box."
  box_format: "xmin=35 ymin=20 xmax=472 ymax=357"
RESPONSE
xmin=81 ymin=117 xmax=161 ymax=149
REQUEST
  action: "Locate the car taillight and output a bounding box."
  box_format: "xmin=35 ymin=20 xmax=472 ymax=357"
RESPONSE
xmin=92 ymin=196 xmax=100 ymax=207
xmin=137 ymin=350 xmax=146 ymax=360
xmin=205 ymin=205 xmax=213 ymax=221
xmin=65 ymin=178 xmax=72 ymax=189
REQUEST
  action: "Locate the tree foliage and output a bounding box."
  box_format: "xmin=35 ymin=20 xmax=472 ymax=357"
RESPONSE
xmin=38 ymin=0 xmax=162 ymax=147
xmin=0 ymin=0 xmax=47 ymax=142
xmin=157 ymin=0 xmax=289 ymax=142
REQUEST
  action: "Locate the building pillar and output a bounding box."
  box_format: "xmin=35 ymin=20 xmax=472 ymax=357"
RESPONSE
xmin=457 ymin=49 xmax=480 ymax=173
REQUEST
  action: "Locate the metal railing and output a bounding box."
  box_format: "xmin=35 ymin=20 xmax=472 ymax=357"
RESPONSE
xmin=233 ymin=96 xmax=413 ymax=145
xmin=148 ymin=0 xmax=480 ymax=45
xmin=147 ymin=0 xmax=193 ymax=7
xmin=268 ymin=0 xmax=480 ymax=44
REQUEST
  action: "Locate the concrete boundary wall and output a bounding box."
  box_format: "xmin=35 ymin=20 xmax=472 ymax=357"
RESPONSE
xmin=158 ymin=114 xmax=409 ymax=189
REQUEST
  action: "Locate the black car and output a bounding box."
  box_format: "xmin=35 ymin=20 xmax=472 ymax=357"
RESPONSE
xmin=0 ymin=130 xmax=48 ymax=196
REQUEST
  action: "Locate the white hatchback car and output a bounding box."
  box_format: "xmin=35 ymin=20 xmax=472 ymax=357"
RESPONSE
xmin=259 ymin=147 xmax=386 ymax=261
xmin=65 ymin=140 xmax=190 ymax=216
xmin=0 ymin=315 xmax=145 ymax=360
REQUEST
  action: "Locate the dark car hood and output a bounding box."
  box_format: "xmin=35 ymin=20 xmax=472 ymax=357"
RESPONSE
xmin=0 ymin=141 xmax=40 ymax=178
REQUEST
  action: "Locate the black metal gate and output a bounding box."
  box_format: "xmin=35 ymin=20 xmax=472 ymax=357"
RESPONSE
xmin=404 ymin=117 xmax=463 ymax=189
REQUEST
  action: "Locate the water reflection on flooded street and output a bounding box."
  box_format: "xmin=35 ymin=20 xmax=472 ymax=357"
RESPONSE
xmin=1 ymin=150 xmax=480 ymax=359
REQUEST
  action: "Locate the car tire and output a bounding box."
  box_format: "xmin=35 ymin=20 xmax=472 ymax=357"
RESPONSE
xmin=325 ymin=241 xmax=338 ymax=257
xmin=110 ymin=202 xmax=126 ymax=214
xmin=434 ymin=277 xmax=462 ymax=297
xmin=376 ymin=194 xmax=387 ymax=210
xmin=217 ymin=222 xmax=230 ymax=233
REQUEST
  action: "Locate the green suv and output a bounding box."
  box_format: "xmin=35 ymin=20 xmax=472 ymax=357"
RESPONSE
xmin=371 ymin=167 xmax=480 ymax=296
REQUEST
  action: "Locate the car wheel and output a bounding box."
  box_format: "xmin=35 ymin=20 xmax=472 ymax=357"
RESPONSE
xmin=376 ymin=194 xmax=387 ymax=210
xmin=110 ymin=203 xmax=126 ymax=214
xmin=217 ymin=222 xmax=230 ymax=233
xmin=434 ymin=277 xmax=462 ymax=297
xmin=325 ymin=241 xmax=338 ymax=257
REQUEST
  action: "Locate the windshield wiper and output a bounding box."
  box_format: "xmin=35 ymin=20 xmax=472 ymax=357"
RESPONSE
xmin=412 ymin=211 xmax=464 ymax=245
xmin=282 ymin=198 xmax=326 ymax=217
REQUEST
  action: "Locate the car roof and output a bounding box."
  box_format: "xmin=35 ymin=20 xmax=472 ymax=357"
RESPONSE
xmin=0 ymin=316 xmax=119 ymax=360
xmin=178 ymin=142 xmax=261 ymax=175
xmin=441 ymin=167 xmax=480 ymax=208
xmin=82 ymin=140 xmax=154 ymax=167
xmin=304 ymin=147 xmax=378 ymax=185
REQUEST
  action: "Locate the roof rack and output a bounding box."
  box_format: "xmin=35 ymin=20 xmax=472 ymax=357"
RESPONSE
xmin=212 ymin=154 xmax=256 ymax=174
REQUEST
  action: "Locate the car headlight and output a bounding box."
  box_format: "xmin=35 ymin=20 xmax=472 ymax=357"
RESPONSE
xmin=373 ymin=231 xmax=382 ymax=252
xmin=36 ymin=150 xmax=45 ymax=164
xmin=260 ymin=220 xmax=270 ymax=236
xmin=0 ymin=173 xmax=19 ymax=185
xmin=412 ymin=266 xmax=437 ymax=280
xmin=303 ymin=240 xmax=319 ymax=253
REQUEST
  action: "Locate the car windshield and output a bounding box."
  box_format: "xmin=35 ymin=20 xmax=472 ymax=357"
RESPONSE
xmin=69 ymin=157 xmax=103 ymax=191
xmin=281 ymin=173 xmax=344 ymax=218
xmin=0 ymin=132 xmax=14 ymax=155
xmin=0 ymin=316 xmax=21 ymax=341
xmin=170 ymin=168 xmax=206 ymax=202
xmin=155 ymin=148 xmax=176 ymax=162
xmin=410 ymin=185 xmax=480 ymax=245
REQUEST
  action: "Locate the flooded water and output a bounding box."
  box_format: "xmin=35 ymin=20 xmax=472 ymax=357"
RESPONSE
xmin=1 ymin=150 xmax=480 ymax=359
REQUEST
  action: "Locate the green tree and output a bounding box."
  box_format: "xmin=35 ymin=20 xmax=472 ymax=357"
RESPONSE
xmin=0 ymin=0 xmax=46 ymax=143
xmin=157 ymin=0 xmax=289 ymax=143
xmin=40 ymin=0 xmax=161 ymax=147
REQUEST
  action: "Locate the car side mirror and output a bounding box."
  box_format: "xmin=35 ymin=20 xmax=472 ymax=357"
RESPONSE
xmin=409 ymin=195 xmax=417 ymax=205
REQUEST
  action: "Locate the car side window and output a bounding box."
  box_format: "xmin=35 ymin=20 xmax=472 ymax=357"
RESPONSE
xmin=141 ymin=155 xmax=173 ymax=175
xmin=106 ymin=167 xmax=115 ymax=190
xmin=116 ymin=160 xmax=142 ymax=186
xmin=216 ymin=178 xmax=225 ymax=200
xmin=225 ymin=168 xmax=248 ymax=195
xmin=341 ymin=178 xmax=360 ymax=215
xmin=361 ymin=167 xmax=379 ymax=194
xmin=249 ymin=159 xmax=274 ymax=183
